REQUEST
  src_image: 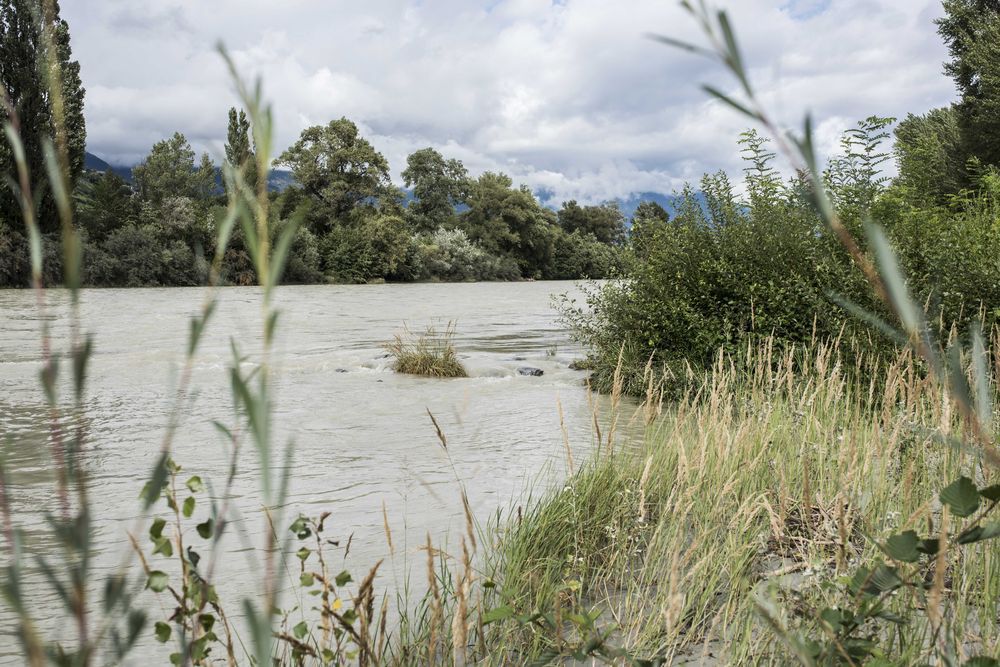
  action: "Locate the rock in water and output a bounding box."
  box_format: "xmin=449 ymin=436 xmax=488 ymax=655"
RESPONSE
xmin=517 ymin=367 xmax=544 ymax=377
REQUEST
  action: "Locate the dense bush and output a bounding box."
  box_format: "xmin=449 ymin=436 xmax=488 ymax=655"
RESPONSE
xmin=566 ymin=123 xmax=1000 ymax=394
xmin=414 ymin=227 xmax=519 ymax=282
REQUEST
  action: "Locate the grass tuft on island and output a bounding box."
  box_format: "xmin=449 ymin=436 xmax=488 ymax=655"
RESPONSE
xmin=385 ymin=324 xmax=468 ymax=378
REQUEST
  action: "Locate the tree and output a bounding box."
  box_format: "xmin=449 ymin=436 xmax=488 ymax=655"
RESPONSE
xmin=75 ymin=169 xmax=135 ymax=240
xmin=132 ymin=132 xmax=199 ymax=205
xmin=224 ymin=107 xmax=256 ymax=191
xmin=401 ymin=147 xmax=469 ymax=232
xmin=193 ymin=152 xmax=216 ymax=200
xmin=461 ymin=172 xmax=556 ymax=278
xmin=557 ymin=200 xmax=626 ymax=245
xmin=0 ymin=0 xmax=86 ymax=233
xmin=630 ymin=200 xmax=670 ymax=260
xmin=937 ymin=0 xmax=1000 ymax=174
xmin=893 ymin=108 xmax=964 ymax=202
xmin=275 ymin=118 xmax=396 ymax=230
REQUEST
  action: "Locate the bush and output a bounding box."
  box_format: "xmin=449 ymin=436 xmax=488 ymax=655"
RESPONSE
xmin=275 ymin=220 xmax=323 ymax=284
xmin=384 ymin=324 xmax=468 ymax=377
xmin=545 ymin=228 xmax=620 ymax=280
xmin=322 ymin=213 xmax=412 ymax=283
xmin=416 ymin=227 xmax=520 ymax=281
xmin=566 ymin=125 xmax=1000 ymax=394
xmin=0 ymin=229 xmax=30 ymax=287
xmin=100 ymin=225 xmax=164 ymax=287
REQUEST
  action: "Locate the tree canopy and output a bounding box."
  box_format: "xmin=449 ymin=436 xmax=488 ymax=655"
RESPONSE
xmin=276 ymin=118 xmax=397 ymax=229
xmin=0 ymin=0 xmax=86 ymax=233
xmin=401 ymin=147 xmax=469 ymax=233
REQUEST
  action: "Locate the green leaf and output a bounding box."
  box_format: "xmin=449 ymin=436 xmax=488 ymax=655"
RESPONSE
xmin=918 ymin=537 xmax=941 ymax=556
xmin=940 ymin=477 xmax=981 ymax=518
xmin=482 ymin=605 xmax=515 ymax=625
xmin=300 ymin=572 xmax=314 ymax=587
xmin=867 ymin=564 xmax=903 ymax=594
xmin=186 ymin=476 xmax=204 ymax=494
xmin=702 ymin=85 xmax=758 ymax=121
xmin=957 ymin=522 xmax=1000 ymax=545
xmin=964 ymin=659 xmax=1000 ymax=667
xmin=199 ymin=614 xmax=216 ymax=632
xmin=296 ymin=546 xmax=310 ymax=562
xmin=885 ymin=530 xmax=920 ymax=563
xmin=182 ymin=496 xmax=195 ymax=519
xmin=153 ymin=536 xmax=173 ymax=558
xmin=147 ymin=571 xmax=169 ymax=593
xmin=196 ymin=518 xmax=214 ymax=540
xmin=150 ymin=517 xmax=167 ymax=541
xmin=154 ymin=621 xmax=172 ymax=643
xmin=143 ymin=454 xmax=170 ymax=509
xmin=292 ymin=620 xmax=309 ymax=640
xmin=335 ymin=570 xmax=352 ymax=587
xmin=979 ymin=484 xmax=1000 ymax=502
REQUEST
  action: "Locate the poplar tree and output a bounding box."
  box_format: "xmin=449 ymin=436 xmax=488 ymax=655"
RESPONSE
xmin=224 ymin=106 xmax=256 ymax=191
xmin=0 ymin=0 xmax=86 ymax=232
xmin=937 ymin=0 xmax=1000 ymax=174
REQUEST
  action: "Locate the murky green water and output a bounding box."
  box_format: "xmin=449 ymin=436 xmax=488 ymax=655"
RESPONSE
xmin=0 ymin=281 xmax=622 ymax=663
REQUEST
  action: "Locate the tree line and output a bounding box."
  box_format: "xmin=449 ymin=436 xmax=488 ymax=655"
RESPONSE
xmin=0 ymin=0 xmax=632 ymax=288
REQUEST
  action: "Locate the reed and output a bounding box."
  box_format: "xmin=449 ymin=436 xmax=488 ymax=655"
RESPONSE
xmin=385 ymin=324 xmax=468 ymax=378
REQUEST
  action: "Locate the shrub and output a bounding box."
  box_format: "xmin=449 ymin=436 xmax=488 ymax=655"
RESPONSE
xmin=322 ymin=213 xmax=412 ymax=283
xmin=416 ymin=227 xmax=520 ymax=281
xmin=384 ymin=324 xmax=468 ymax=377
xmin=566 ymin=125 xmax=1000 ymax=394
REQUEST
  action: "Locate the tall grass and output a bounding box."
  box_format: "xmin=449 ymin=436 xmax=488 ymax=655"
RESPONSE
xmin=477 ymin=335 xmax=1000 ymax=664
xmin=385 ymin=324 xmax=468 ymax=378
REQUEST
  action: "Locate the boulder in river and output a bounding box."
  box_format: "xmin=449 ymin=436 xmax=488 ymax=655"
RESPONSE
xmin=517 ymin=366 xmax=544 ymax=377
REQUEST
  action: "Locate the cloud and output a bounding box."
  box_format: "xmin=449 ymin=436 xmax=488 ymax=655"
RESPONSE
xmin=62 ymin=0 xmax=955 ymax=204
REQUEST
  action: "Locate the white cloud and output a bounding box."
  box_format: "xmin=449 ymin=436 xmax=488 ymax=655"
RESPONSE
xmin=63 ymin=0 xmax=955 ymax=204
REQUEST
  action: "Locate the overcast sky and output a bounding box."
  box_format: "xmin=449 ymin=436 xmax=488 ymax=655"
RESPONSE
xmin=62 ymin=0 xmax=956 ymax=204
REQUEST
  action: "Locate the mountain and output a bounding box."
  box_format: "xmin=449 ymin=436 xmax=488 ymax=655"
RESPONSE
xmin=536 ymin=188 xmax=703 ymax=223
xmin=84 ymin=151 xmax=133 ymax=181
xmin=83 ymin=151 xmax=295 ymax=192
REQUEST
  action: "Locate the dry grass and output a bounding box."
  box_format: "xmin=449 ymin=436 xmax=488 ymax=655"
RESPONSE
xmin=385 ymin=324 xmax=468 ymax=378
xmin=472 ymin=334 xmax=1000 ymax=664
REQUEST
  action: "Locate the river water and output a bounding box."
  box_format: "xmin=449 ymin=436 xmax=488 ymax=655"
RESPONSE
xmin=0 ymin=281 xmax=623 ymax=663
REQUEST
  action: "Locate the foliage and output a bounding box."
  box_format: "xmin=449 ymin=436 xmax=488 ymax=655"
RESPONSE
xmin=321 ymin=212 xmax=413 ymax=283
xmin=75 ymin=169 xmax=136 ymax=240
xmin=224 ymin=106 xmax=256 ymax=192
xmin=132 ymin=132 xmax=212 ymax=205
xmin=546 ymin=229 xmax=620 ymax=280
xmin=384 ymin=324 xmax=468 ymax=378
xmin=556 ymin=200 xmax=626 ymax=246
xmin=893 ymin=107 xmax=965 ymax=204
xmin=0 ymin=0 xmax=86 ymax=234
xmin=937 ymin=0 xmax=1000 ymax=177
xmin=648 ymin=3 xmax=1000 ymax=665
xmin=461 ymin=171 xmax=558 ymax=279
xmin=402 ymin=147 xmax=470 ymax=233
xmin=414 ymin=227 xmax=519 ymax=282
xmin=275 ymin=118 xmax=397 ymax=229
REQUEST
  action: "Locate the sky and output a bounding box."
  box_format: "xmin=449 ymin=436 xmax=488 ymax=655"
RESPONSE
xmin=62 ymin=0 xmax=957 ymax=204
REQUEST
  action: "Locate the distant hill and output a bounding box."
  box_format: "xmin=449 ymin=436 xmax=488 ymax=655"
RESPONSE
xmin=84 ymin=151 xmax=133 ymax=181
xmin=83 ymin=150 xmax=296 ymax=193
xmin=84 ymin=151 xmax=691 ymax=216
xmin=536 ymin=189 xmax=704 ymax=223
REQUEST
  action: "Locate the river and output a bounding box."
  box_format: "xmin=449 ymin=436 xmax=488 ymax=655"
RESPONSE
xmin=0 ymin=281 xmax=625 ymax=663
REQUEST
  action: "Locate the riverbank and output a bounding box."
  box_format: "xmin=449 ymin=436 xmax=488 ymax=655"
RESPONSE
xmin=439 ymin=336 xmax=1000 ymax=664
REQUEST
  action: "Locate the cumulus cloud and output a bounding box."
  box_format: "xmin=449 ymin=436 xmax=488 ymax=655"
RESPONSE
xmin=63 ymin=0 xmax=956 ymax=204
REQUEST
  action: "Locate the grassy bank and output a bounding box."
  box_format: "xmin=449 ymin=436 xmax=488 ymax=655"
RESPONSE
xmin=463 ymin=336 xmax=1000 ymax=664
